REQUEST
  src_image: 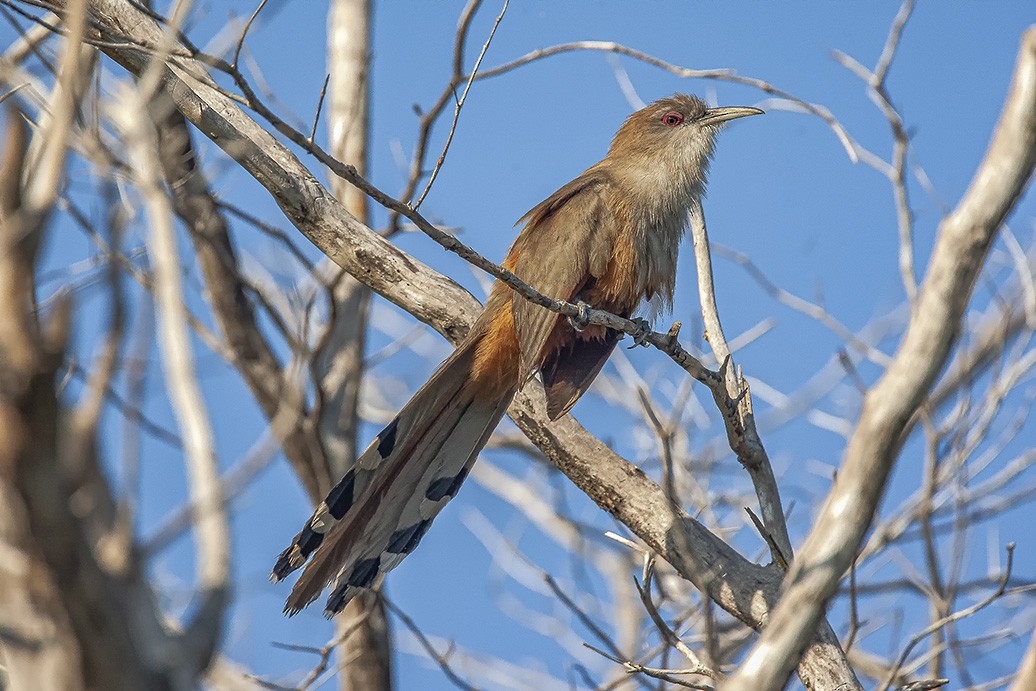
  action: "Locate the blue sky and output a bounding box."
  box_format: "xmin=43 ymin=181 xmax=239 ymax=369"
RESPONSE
xmin=8 ymin=1 xmax=1036 ymax=688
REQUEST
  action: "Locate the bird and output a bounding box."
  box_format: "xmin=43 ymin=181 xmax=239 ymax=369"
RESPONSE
xmin=271 ymin=93 xmax=762 ymax=616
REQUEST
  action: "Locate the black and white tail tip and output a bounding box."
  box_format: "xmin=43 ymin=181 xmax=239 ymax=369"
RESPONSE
xmin=269 ymin=466 xmax=357 ymax=584
xmin=270 ymin=418 xmax=401 ymax=586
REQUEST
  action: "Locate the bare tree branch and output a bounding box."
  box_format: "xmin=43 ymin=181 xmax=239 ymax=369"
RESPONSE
xmin=724 ymin=26 xmax=1036 ymax=691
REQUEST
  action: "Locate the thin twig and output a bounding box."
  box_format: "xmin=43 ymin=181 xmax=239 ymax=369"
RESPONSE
xmin=583 ymin=643 xmax=715 ymax=690
xmin=634 ymin=560 xmax=722 ymax=681
xmin=233 ymin=0 xmax=268 ymax=69
xmin=471 ymin=40 xmax=857 ymax=161
xmin=543 ymin=573 xmax=625 ymax=661
xmin=382 ymin=598 xmax=477 ymax=691
xmin=412 ymin=0 xmax=508 ymax=209
xmin=388 ymin=0 xmax=483 ymax=233
xmin=308 ymin=73 xmax=330 ymax=145
xmin=744 ymin=507 xmax=787 ymax=570
xmin=267 ymin=610 xmax=369 ymax=689
xmin=832 ymin=0 xmax=917 ymax=302
xmin=880 ymin=544 xmax=1016 ymax=691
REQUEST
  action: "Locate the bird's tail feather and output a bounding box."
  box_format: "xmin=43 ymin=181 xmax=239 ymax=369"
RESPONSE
xmin=271 ymin=338 xmax=515 ymax=616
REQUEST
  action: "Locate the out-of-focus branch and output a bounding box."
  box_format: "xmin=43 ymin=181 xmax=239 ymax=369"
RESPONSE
xmin=880 ymin=544 xmax=1014 ymax=691
xmin=318 ymin=0 xmax=373 ymax=505
xmin=724 ymin=26 xmax=1036 ymax=691
xmin=116 ymin=70 xmax=230 ymax=669
xmin=2 ymin=9 xmax=58 ymax=63
xmin=0 ymin=21 xmax=168 ymax=688
xmin=71 ymin=176 xmax=126 ymax=449
xmin=147 ymin=98 xmax=329 ymax=498
xmin=320 ymin=1 xmax=390 ymax=689
xmin=21 ymin=0 xmax=85 ymax=216
xmin=0 ymin=100 xmax=204 ymax=689
xmin=0 ymin=481 xmax=86 ymax=690
xmin=0 ymin=102 xmax=87 ymax=691
xmin=1010 ymin=627 xmax=1036 ymax=691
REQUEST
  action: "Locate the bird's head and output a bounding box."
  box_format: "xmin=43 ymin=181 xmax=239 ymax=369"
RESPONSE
xmin=607 ymin=94 xmax=762 ymax=196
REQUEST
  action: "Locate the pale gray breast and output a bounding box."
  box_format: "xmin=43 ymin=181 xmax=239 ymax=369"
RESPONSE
xmin=614 ymin=156 xmax=704 ymax=309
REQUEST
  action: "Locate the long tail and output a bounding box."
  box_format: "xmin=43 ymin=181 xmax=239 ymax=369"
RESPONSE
xmin=271 ymin=336 xmax=515 ymax=616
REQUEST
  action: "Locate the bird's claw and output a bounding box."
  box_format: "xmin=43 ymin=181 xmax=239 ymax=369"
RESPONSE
xmin=568 ymin=301 xmax=592 ymax=332
xmin=626 ymin=318 xmax=652 ymax=348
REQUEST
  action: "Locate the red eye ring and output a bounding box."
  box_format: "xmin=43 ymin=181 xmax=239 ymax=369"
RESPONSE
xmin=661 ymin=111 xmax=684 ymax=127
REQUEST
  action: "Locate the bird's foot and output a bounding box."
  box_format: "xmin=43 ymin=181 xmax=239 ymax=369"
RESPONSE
xmin=568 ymin=301 xmax=592 ymax=332
xmin=626 ymin=318 xmax=653 ymax=348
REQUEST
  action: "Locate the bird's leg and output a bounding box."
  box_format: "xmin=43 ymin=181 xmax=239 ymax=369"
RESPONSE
xmin=568 ymin=300 xmax=593 ymax=332
xmin=626 ymin=318 xmax=652 ymax=348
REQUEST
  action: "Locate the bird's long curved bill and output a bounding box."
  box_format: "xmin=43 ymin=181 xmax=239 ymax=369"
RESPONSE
xmin=700 ymin=106 xmax=765 ymax=126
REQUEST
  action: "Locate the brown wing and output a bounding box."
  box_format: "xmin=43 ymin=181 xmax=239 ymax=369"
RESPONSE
xmin=510 ymin=167 xmax=619 ymax=383
xmin=540 ymin=328 xmax=622 ymax=420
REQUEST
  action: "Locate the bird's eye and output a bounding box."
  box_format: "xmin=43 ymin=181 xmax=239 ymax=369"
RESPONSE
xmin=661 ymin=111 xmax=684 ymax=127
